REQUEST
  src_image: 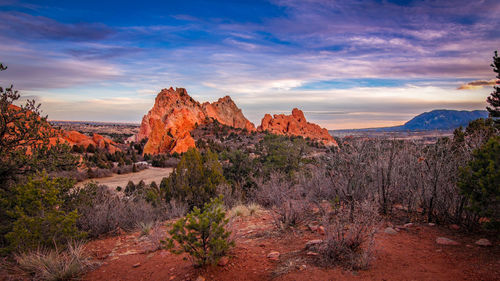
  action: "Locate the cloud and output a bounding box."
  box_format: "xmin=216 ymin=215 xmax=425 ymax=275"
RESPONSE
xmin=457 ymin=79 xmax=498 ymax=90
xmin=0 ymin=11 xmax=113 ymax=41
xmin=0 ymin=0 xmax=498 ymax=128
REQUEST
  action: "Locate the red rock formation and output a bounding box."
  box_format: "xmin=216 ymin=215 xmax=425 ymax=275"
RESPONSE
xmin=258 ymin=108 xmax=338 ymax=146
xmin=137 ymin=87 xmax=255 ymax=155
xmin=57 ymin=131 xmax=120 ymax=153
xmin=202 ymin=96 xmax=255 ymax=132
xmin=7 ymin=104 xmax=119 ymax=153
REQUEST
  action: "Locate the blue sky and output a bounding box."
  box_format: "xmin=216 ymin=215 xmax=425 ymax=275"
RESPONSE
xmin=0 ymin=0 xmax=499 ymax=129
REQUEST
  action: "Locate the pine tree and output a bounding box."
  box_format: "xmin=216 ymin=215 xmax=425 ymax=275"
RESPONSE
xmin=458 ymin=136 xmax=500 ymax=228
xmin=487 ymin=51 xmax=500 ymax=125
xmin=164 ymin=196 xmax=234 ymax=267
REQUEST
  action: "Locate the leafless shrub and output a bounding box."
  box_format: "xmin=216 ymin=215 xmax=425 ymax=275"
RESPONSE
xmin=145 ymin=223 xmax=167 ymax=252
xmin=316 ymin=200 xmax=380 ymax=270
xmin=255 ymin=173 xmax=309 ymax=230
xmin=13 ymin=241 xmax=92 ymax=281
xmin=298 ymin=169 xmax=336 ymax=216
xmin=165 ymin=199 xmax=188 ymax=219
xmin=76 ymin=184 xmax=168 ymax=237
xmin=217 ymin=183 xmax=242 ymax=209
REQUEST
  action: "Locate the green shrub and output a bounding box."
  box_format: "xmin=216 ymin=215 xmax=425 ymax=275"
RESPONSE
xmin=162 ymin=148 xmax=226 ymax=209
xmin=163 ymin=196 xmax=234 ymax=267
xmin=459 ymin=136 xmax=500 ymax=228
xmin=4 ymin=173 xmax=85 ymax=252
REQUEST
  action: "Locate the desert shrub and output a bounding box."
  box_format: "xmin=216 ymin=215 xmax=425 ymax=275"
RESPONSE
xmin=14 ymin=241 xmax=91 ymax=281
xmin=458 ymin=136 xmax=500 ymax=228
xmin=3 ymin=173 xmax=85 ymax=252
xmin=151 ymin=154 xmax=180 ymax=167
xmin=164 ymin=196 xmax=234 ymax=267
xmin=74 ymin=183 xmax=168 ymax=237
xmin=221 ymin=149 xmax=257 ymax=196
xmin=162 ymin=148 xmax=226 ymax=209
xmin=216 ymin=183 xmax=242 ymax=209
xmin=255 ymin=173 xmax=308 ymax=230
xmin=316 ymin=200 xmax=380 ymax=270
xmin=256 ymin=134 xmax=310 ymax=178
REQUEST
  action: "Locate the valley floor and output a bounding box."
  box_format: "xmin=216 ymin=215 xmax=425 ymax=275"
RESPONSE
xmin=84 ymin=211 xmax=499 ymax=281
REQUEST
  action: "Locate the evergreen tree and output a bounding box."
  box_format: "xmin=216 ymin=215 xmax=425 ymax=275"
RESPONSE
xmin=458 ymin=136 xmax=500 ymax=228
xmin=163 ymin=148 xmax=225 ymax=209
xmin=164 ymin=196 xmax=234 ymax=267
xmin=487 ymin=51 xmax=500 ymax=125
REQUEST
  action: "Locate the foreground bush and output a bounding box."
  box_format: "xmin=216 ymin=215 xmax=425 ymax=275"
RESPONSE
xmin=317 ymin=200 xmax=380 ymax=270
xmin=255 ymin=173 xmax=308 ymax=230
xmin=164 ymin=196 xmax=234 ymax=267
xmin=74 ymin=183 xmax=181 ymax=237
xmin=14 ymin=241 xmax=91 ymax=281
xmin=4 ymin=173 xmax=85 ymax=252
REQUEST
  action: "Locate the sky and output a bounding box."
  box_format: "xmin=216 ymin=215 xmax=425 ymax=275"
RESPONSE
xmin=0 ymin=0 xmax=499 ymax=129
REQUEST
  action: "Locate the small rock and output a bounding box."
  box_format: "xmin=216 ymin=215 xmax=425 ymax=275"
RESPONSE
xmin=195 ymin=276 xmax=205 ymax=281
xmin=132 ymin=263 xmax=141 ymax=268
xmin=436 ymin=237 xmax=460 ymax=245
xmin=306 ymin=251 xmax=319 ymax=256
xmin=404 ymin=223 xmax=413 ymax=228
xmin=267 ymin=251 xmax=280 ymax=260
xmin=449 ymin=224 xmax=460 ymax=230
xmin=475 ymin=238 xmax=492 ymax=247
xmin=318 ymin=226 xmax=326 ymax=235
xmin=305 ymin=239 xmax=323 ymax=250
xmin=169 ymin=276 xmax=175 ymax=280
xmin=466 ymin=244 xmax=473 ymax=248
xmin=384 ymin=227 xmax=398 ymax=235
xmin=308 ymin=224 xmax=318 ymax=232
xmin=218 ymin=256 xmax=229 ymax=266
xmin=428 ymin=223 xmax=435 ymax=226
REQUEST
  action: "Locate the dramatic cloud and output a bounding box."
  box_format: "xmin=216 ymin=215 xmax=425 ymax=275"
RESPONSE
xmin=458 ymin=79 xmax=498 ymax=90
xmin=0 ymin=0 xmax=498 ymax=128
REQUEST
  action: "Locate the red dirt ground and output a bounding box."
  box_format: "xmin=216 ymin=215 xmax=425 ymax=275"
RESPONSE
xmin=84 ymin=212 xmax=499 ymax=281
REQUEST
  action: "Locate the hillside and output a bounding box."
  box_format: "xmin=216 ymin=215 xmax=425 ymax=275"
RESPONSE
xmin=333 ymin=110 xmax=488 ymax=134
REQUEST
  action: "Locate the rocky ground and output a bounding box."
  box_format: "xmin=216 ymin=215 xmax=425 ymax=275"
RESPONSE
xmin=84 ymin=211 xmax=499 ymax=281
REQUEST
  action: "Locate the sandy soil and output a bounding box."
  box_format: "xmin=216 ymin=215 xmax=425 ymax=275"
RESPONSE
xmin=84 ymin=212 xmax=499 ymax=281
xmin=78 ymin=167 xmax=173 ymax=189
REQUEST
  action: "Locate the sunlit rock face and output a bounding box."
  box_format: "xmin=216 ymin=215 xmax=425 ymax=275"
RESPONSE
xmin=9 ymin=104 xmax=120 ymax=153
xmin=137 ymin=87 xmax=255 ymax=155
xmin=258 ymin=108 xmax=338 ymax=146
xmin=202 ymin=96 xmax=256 ymax=133
xmin=55 ymin=131 xmax=120 ymax=153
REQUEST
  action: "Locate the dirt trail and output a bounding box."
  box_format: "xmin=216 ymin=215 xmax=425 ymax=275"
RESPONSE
xmin=84 ymin=212 xmax=499 ymax=281
xmin=77 ymin=167 xmax=173 ymax=189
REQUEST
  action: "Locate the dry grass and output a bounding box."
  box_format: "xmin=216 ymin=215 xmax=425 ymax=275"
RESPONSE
xmin=13 ymin=242 xmax=92 ymax=281
xmin=228 ymin=203 xmax=263 ymax=218
xmin=136 ymin=221 xmax=155 ymax=236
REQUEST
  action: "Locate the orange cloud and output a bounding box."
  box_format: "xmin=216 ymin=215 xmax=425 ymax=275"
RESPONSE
xmin=457 ymin=79 xmax=498 ymax=90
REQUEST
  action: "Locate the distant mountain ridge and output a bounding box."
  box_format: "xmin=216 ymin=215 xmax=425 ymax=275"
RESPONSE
xmin=335 ymin=109 xmax=489 ymax=132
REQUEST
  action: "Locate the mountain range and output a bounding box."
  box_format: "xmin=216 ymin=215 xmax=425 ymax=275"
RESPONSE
xmin=334 ymin=109 xmax=489 ymax=133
